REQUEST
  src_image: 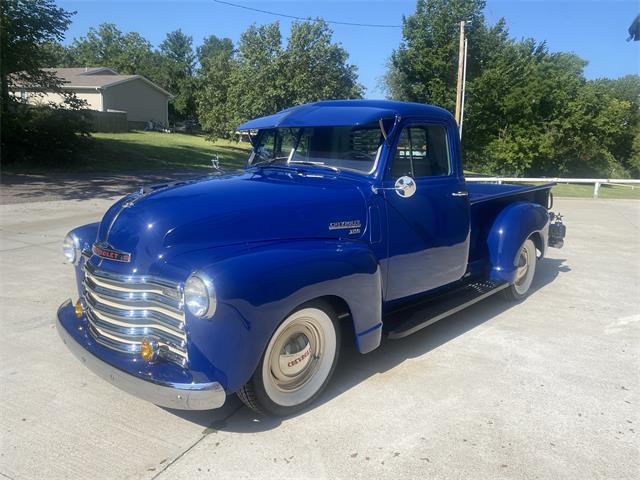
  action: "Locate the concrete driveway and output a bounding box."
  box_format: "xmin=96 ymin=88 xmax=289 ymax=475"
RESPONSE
xmin=0 ymin=196 xmax=638 ymax=480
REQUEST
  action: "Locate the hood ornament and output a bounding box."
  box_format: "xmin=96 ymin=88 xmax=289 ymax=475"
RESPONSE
xmin=211 ymin=155 xmax=221 ymax=171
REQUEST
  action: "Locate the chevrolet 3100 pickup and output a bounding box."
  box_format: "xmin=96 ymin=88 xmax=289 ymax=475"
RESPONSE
xmin=56 ymin=100 xmax=566 ymax=416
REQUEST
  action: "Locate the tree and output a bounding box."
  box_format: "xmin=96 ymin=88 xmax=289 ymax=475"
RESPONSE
xmin=226 ymin=22 xmax=287 ymax=131
xmin=284 ymin=20 xmax=362 ymax=104
xmin=67 ymin=23 xmax=159 ymax=81
xmin=385 ymin=0 xmax=639 ymax=177
xmin=385 ymin=0 xmax=490 ymax=111
xmin=0 ymin=0 xmax=74 ymax=114
xmin=196 ymin=35 xmax=235 ymax=139
xmin=40 ymin=40 xmax=75 ymax=67
xmin=630 ymin=128 xmax=640 ymax=176
xmin=1 ymin=0 xmax=90 ymax=166
xmin=197 ymin=35 xmax=234 ymax=71
xmin=160 ymin=29 xmax=195 ymax=75
xmin=591 ymin=75 xmax=640 ymax=176
xmin=201 ymin=20 xmax=363 ymax=139
xmin=159 ymin=29 xmax=196 ymax=120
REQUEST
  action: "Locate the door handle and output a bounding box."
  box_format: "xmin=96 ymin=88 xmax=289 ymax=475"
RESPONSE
xmin=452 ymin=191 xmax=469 ymax=197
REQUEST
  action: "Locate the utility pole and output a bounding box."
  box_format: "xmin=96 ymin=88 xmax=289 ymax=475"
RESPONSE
xmin=459 ymin=35 xmax=469 ymax=139
xmin=454 ymin=20 xmax=466 ymax=126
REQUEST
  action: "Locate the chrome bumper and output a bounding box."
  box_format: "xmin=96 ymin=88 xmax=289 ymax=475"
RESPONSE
xmin=56 ymin=299 xmax=226 ymax=410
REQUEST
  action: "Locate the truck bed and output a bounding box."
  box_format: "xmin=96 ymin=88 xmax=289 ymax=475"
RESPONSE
xmin=467 ymin=181 xmax=556 ymax=205
xmin=467 ymin=181 xmax=555 ymax=266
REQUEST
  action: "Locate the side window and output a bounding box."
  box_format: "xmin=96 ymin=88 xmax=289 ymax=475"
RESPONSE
xmin=391 ymin=124 xmax=451 ymax=178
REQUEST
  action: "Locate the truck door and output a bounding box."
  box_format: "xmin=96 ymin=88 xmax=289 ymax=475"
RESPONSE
xmin=383 ymin=121 xmax=470 ymax=301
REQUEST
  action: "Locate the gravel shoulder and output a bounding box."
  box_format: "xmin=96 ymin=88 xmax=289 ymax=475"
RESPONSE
xmin=0 ymin=170 xmax=222 ymax=205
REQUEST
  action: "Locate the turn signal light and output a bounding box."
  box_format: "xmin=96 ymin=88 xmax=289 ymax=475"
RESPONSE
xmin=74 ymin=300 xmax=83 ymax=318
xmin=141 ymin=338 xmax=157 ymax=362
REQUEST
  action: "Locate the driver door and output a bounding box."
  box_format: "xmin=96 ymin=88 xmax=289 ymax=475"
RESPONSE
xmin=384 ymin=121 xmax=470 ymax=301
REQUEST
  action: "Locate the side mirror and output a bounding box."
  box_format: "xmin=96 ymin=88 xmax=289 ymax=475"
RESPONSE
xmin=394 ymin=176 xmax=416 ymax=198
xmin=372 ymin=175 xmax=417 ymax=198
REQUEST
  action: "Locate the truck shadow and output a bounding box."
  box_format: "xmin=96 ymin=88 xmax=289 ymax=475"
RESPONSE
xmin=168 ymin=257 xmax=570 ymax=432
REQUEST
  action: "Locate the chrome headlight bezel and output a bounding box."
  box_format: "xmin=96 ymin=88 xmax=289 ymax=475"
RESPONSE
xmin=63 ymin=233 xmax=80 ymax=265
xmin=184 ymin=272 xmax=217 ymax=319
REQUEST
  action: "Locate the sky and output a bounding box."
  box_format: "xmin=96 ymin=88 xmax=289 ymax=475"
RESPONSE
xmin=58 ymin=0 xmax=640 ymax=98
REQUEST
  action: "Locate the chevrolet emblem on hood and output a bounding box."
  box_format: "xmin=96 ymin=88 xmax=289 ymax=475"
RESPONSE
xmin=92 ymin=242 xmax=131 ymax=262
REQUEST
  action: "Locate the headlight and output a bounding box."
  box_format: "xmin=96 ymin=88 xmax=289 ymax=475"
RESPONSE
xmin=63 ymin=234 xmax=79 ymax=264
xmin=184 ymin=272 xmax=216 ymax=318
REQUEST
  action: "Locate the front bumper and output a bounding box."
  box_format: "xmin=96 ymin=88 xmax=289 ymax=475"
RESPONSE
xmin=56 ymin=299 xmax=226 ymax=410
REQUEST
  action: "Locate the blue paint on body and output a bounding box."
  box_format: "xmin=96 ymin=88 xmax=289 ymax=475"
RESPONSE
xmin=59 ymin=100 xmax=556 ymax=398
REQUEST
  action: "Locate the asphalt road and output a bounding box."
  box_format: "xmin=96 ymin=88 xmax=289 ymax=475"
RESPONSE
xmin=0 ymin=197 xmax=638 ymax=480
xmin=0 ymin=170 xmax=216 ymax=205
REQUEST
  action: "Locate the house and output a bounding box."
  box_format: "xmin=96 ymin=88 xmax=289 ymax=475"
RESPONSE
xmin=13 ymin=67 xmax=172 ymax=129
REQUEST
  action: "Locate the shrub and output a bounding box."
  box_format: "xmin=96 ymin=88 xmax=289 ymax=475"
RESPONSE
xmin=1 ymin=102 xmax=92 ymax=167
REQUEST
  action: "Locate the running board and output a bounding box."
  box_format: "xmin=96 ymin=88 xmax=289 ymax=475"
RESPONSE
xmin=385 ymin=281 xmax=509 ymax=340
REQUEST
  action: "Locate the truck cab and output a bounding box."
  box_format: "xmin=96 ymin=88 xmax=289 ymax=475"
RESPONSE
xmin=56 ymin=100 xmax=565 ymax=416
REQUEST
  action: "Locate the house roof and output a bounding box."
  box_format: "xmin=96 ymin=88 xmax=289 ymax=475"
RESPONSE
xmin=238 ymin=100 xmax=453 ymax=130
xmin=36 ymin=67 xmax=172 ymax=98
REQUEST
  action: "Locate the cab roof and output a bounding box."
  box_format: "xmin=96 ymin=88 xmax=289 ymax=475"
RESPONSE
xmin=237 ymin=100 xmax=453 ymax=130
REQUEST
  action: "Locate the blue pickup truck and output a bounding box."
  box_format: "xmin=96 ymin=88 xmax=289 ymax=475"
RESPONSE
xmin=56 ymin=100 xmax=565 ymax=416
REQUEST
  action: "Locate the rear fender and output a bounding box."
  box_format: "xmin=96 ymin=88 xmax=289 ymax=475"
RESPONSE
xmin=187 ymin=240 xmax=382 ymax=393
xmin=487 ymin=202 xmax=549 ymax=284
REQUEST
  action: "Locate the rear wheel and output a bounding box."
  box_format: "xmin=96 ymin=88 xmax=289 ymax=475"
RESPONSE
xmin=237 ymin=301 xmax=340 ymax=416
xmin=502 ymin=238 xmax=537 ymax=301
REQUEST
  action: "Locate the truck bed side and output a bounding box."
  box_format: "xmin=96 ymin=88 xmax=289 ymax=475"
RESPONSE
xmin=467 ymin=182 xmax=555 ymax=205
xmin=467 ymin=182 xmax=554 ymax=266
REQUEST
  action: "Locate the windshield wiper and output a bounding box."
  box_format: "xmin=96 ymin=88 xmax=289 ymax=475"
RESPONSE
xmin=288 ymin=161 xmax=339 ymax=172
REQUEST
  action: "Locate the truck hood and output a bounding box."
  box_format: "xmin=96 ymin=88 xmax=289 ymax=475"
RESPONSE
xmin=94 ymin=170 xmax=367 ymax=274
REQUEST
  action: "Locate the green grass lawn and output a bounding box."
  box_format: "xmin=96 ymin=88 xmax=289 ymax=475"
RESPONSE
xmin=82 ymin=131 xmax=251 ymax=172
xmin=541 ymin=182 xmax=640 ymax=200
xmin=5 ymin=130 xmax=252 ymax=173
xmin=465 ymin=174 xmax=640 ymax=199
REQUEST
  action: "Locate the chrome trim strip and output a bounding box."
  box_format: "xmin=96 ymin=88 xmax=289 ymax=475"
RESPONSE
xmin=57 ymin=301 xmax=225 ymax=410
xmin=86 ymin=314 xmax=187 ymax=359
xmin=84 ymin=277 xmax=183 ymax=312
xmin=87 ymin=323 xmax=138 ymax=354
xmin=85 ymin=289 xmax=184 ymax=322
xmin=87 ymin=321 xmax=185 ymax=366
xmin=88 ymin=307 xmax=186 ymax=341
xmin=83 ymin=292 xmax=183 ymax=328
xmin=84 ymin=262 xmax=181 ymax=290
xmin=85 ymin=270 xmax=170 ymax=296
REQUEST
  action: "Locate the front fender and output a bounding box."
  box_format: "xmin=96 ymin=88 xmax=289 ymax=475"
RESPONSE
xmin=187 ymin=240 xmax=382 ymax=393
xmin=68 ymin=222 xmax=99 ymax=296
xmin=487 ymin=202 xmax=549 ymax=284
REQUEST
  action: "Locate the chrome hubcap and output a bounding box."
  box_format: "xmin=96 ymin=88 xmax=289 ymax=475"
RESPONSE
xmin=515 ymin=247 xmax=530 ymax=286
xmin=268 ymin=319 xmax=324 ymax=393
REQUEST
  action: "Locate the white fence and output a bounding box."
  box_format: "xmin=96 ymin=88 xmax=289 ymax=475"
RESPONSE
xmin=465 ymin=177 xmax=640 ymax=198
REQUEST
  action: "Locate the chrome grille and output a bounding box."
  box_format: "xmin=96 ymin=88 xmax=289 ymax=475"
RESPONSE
xmin=82 ymin=263 xmax=188 ymax=366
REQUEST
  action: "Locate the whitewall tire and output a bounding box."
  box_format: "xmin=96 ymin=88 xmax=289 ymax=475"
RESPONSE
xmin=503 ymin=238 xmax=537 ymax=301
xmin=237 ymin=301 xmax=340 ymax=416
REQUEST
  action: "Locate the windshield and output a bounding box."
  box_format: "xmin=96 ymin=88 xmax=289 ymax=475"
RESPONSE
xmin=250 ymin=123 xmax=386 ymax=173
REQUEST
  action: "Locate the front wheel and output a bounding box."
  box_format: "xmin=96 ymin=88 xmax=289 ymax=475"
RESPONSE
xmin=502 ymin=238 xmax=537 ymax=301
xmin=237 ymin=301 xmax=340 ymax=416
